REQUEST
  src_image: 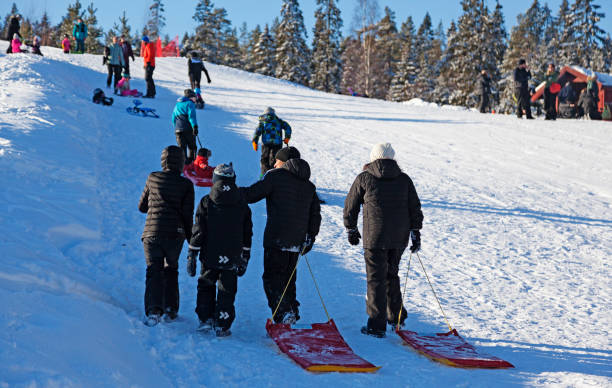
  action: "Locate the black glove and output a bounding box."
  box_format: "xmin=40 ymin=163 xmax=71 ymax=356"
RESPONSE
xmin=207 ymin=78 xmax=211 ymax=84
xmin=301 ymin=234 xmax=315 ymax=255
xmin=347 ymin=228 xmax=361 ymax=246
xmin=234 ymin=248 xmax=250 ymax=277
xmin=193 ymin=125 xmax=198 ymax=136
xmin=187 ymin=249 xmax=198 ymax=277
xmin=410 ymin=230 xmax=421 ymax=253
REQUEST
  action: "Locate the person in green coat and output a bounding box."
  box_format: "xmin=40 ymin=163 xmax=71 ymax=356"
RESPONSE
xmin=72 ymin=18 xmax=88 ymax=53
xmin=544 ymin=63 xmax=559 ymax=120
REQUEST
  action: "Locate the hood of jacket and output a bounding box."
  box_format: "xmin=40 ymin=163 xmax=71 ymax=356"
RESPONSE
xmin=281 ymin=158 xmax=311 ymax=181
xmin=209 ymin=180 xmax=241 ymax=205
xmin=176 ymin=96 xmax=191 ymax=103
xmin=366 ymin=158 xmax=402 ymax=179
xmin=161 ymin=145 xmax=184 ymax=172
xmin=259 ymin=113 xmax=277 ymax=123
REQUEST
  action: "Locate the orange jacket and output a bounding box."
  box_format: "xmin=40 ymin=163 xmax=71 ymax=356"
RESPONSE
xmin=143 ymin=42 xmax=156 ymax=67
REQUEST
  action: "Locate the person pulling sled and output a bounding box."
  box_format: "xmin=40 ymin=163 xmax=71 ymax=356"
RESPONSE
xmin=172 ymin=89 xmax=199 ymax=164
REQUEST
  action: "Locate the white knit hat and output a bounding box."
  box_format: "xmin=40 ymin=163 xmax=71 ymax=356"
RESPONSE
xmin=370 ymin=143 xmax=395 ymax=162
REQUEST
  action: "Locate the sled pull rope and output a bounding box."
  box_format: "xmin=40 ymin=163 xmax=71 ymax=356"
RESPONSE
xmin=397 ymin=253 xmax=413 ymax=331
xmin=271 ymin=254 xmax=302 ymax=322
xmin=196 ymin=134 xmax=203 ymax=148
xmin=304 ymin=255 xmax=331 ymax=321
xmin=416 ymin=252 xmax=453 ymax=331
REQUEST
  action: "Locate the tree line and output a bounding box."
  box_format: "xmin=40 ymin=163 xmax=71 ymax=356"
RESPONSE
xmin=3 ymin=0 xmax=610 ymax=113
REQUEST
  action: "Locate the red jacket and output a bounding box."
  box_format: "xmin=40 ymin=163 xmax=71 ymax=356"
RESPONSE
xmin=143 ymin=42 xmax=156 ymax=67
xmin=194 ymin=155 xmax=214 ymax=178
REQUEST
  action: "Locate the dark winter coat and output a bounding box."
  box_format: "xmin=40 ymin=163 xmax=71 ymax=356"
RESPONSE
xmin=190 ymin=180 xmax=252 ymax=269
xmin=121 ymin=41 xmax=134 ymax=64
xmin=172 ymin=97 xmax=198 ymax=133
xmin=6 ymin=17 xmax=21 ymax=40
xmin=242 ymin=158 xmax=321 ymax=250
xmin=252 ymin=113 xmax=292 ymax=146
xmin=344 ymin=159 xmax=423 ymax=249
xmin=513 ymin=67 xmax=531 ymax=91
xmin=188 ymin=57 xmax=211 ymax=82
xmin=139 ymin=146 xmax=194 ymax=240
xmin=479 ymin=73 xmax=491 ymax=96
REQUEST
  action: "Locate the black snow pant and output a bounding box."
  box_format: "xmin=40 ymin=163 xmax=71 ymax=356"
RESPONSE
xmin=143 ymin=237 xmax=184 ymax=316
xmin=364 ymin=248 xmax=408 ymax=332
xmin=189 ymin=73 xmax=201 ymax=90
xmin=106 ymin=64 xmax=113 ymax=87
xmin=479 ymin=94 xmax=489 ymax=113
xmin=123 ymin=60 xmax=130 ymax=76
xmin=515 ymin=87 xmax=533 ymax=118
xmin=75 ymin=38 xmax=85 ymax=53
xmin=176 ymin=130 xmax=197 ymax=165
xmin=145 ymin=65 xmax=156 ymax=97
xmin=544 ymin=88 xmax=557 ymax=120
xmin=6 ymin=42 xmax=12 ymax=54
xmin=263 ymin=248 xmax=300 ymax=323
xmin=260 ymin=144 xmax=282 ymax=176
xmin=196 ymin=266 xmax=238 ymax=329
xmin=111 ymin=64 xmax=122 ymax=89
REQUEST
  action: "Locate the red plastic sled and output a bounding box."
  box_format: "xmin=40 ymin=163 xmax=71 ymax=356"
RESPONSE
xmin=183 ymin=164 xmax=213 ymax=187
xmin=396 ymin=329 xmax=514 ymax=368
xmin=266 ymin=319 xmax=380 ymax=373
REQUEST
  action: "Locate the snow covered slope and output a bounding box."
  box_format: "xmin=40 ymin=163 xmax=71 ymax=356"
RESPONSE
xmin=1 ymin=45 xmax=610 ymax=387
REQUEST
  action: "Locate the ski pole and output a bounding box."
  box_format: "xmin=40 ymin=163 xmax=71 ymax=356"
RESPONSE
xmin=397 ymin=253 xmax=413 ymax=332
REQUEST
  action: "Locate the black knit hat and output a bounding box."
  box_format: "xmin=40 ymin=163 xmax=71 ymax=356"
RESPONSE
xmin=161 ymin=145 xmax=184 ymax=172
xmin=518 ymin=58 xmax=526 ymax=65
xmin=213 ymin=163 xmax=235 ymax=183
xmin=197 ymin=147 xmax=211 ymax=157
xmin=184 ymin=89 xmax=196 ymax=99
xmin=275 ymin=146 xmax=300 ymax=162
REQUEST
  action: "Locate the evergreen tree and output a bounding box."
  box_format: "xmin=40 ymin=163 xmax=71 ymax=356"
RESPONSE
xmin=557 ymin=0 xmax=577 ymax=66
xmin=243 ymin=25 xmax=261 ymax=72
xmin=569 ymin=0 xmax=607 ymax=70
xmin=54 ymin=1 xmax=84 ymax=47
xmin=433 ymin=21 xmax=458 ymax=104
xmin=147 ymin=0 xmax=166 ymax=39
xmin=253 ymin=24 xmax=276 ymax=76
xmin=310 ymin=0 xmax=343 ymax=93
xmin=222 ymin=27 xmax=242 ymax=68
xmin=84 ymin=3 xmax=103 ymax=53
xmin=374 ymin=6 xmax=399 ymax=98
xmin=192 ymin=0 xmax=216 ymax=60
xmin=275 ymin=0 xmax=311 ymax=85
xmin=34 ymin=11 xmax=55 ymax=47
xmin=387 ymin=16 xmax=418 ymax=101
xmin=412 ymin=12 xmax=437 ymax=101
xmin=346 ymin=0 xmax=381 ymax=97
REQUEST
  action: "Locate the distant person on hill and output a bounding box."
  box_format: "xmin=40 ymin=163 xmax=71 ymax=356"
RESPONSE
xmin=142 ymin=36 xmax=156 ymax=98
xmin=172 ymin=89 xmax=199 ymax=164
xmin=30 ymin=35 xmax=42 ymax=56
xmin=514 ymin=59 xmax=533 ymax=119
xmin=72 ymin=18 xmax=87 ymax=53
xmin=109 ymin=36 xmax=126 ymax=92
xmin=116 ymin=72 xmax=141 ymax=96
xmin=119 ymin=36 xmax=135 ymax=75
xmin=188 ymin=51 xmax=212 ymax=90
xmin=5 ymin=14 xmax=21 ymax=54
xmin=61 ymin=34 xmax=71 ymax=53
xmin=10 ymin=33 xmax=22 ymax=54
xmin=138 ymin=145 xmax=194 ymax=326
xmin=344 ymin=143 xmax=423 ymax=338
xmin=102 ymin=46 xmax=113 ymax=87
xmin=252 ymin=107 xmax=292 ymax=177
xmin=544 ymin=63 xmax=559 ymax=120
xmin=479 ymin=70 xmax=491 ymax=113
xmin=186 ymin=163 xmax=253 ymax=337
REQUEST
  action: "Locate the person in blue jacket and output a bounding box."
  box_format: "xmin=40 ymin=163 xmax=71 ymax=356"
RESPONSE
xmin=72 ymin=18 xmax=88 ymax=53
xmin=172 ymin=89 xmax=199 ymax=164
xmin=252 ymin=107 xmax=292 ymax=176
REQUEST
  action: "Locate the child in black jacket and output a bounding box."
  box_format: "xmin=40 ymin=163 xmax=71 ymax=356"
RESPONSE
xmin=188 ymin=51 xmax=212 ymax=90
xmin=187 ymin=163 xmax=252 ymax=337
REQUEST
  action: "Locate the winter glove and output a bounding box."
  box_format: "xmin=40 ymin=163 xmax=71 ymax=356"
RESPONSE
xmin=410 ymin=230 xmax=421 ymax=253
xmin=300 ymin=234 xmax=315 ymax=255
xmin=283 ymin=138 xmax=290 ymax=145
xmin=193 ymin=125 xmax=198 ymax=136
xmin=234 ymin=248 xmax=250 ymax=277
xmin=347 ymin=228 xmax=361 ymax=246
xmin=207 ymin=78 xmax=212 ymax=84
xmin=187 ymin=249 xmax=198 ymax=277
xmin=252 ymin=141 xmax=258 ymax=151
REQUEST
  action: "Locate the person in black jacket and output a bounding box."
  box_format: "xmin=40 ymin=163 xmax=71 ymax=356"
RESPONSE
xmin=102 ymin=46 xmax=113 ymax=88
xmin=479 ymin=70 xmax=491 ymax=113
xmin=138 ymin=145 xmax=195 ymax=326
xmin=188 ymin=51 xmax=212 ymax=90
xmin=5 ymin=14 xmax=21 ymax=54
xmin=242 ymin=146 xmax=321 ymax=324
xmin=120 ymin=36 xmax=135 ymax=75
xmin=513 ymin=59 xmax=534 ymax=119
xmin=344 ymin=143 xmax=423 ymax=338
xmin=186 ymin=163 xmax=252 ymax=336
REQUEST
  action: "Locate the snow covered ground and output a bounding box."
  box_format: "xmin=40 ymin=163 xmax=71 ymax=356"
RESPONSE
xmin=0 ymin=44 xmax=610 ymax=387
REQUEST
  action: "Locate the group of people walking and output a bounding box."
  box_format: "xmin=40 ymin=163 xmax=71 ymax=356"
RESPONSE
xmin=140 ymin=96 xmax=423 ymax=337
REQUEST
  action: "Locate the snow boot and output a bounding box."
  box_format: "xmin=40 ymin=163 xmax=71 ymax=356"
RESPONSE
xmin=164 ymin=307 xmax=178 ymax=321
xmin=215 ymin=327 xmax=232 ymax=337
xmin=281 ymin=311 xmax=298 ymax=325
xmin=197 ymin=318 xmax=214 ymax=332
xmin=144 ymin=312 xmax=162 ymax=327
xmin=361 ymin=326 xmax=386 ymax=338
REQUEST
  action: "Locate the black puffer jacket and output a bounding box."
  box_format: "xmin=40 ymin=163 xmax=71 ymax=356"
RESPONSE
xmin=243 ymin=158 xmax=321 ymax=250
xmin=188 ymin=57 xmax=211 ymax=82
xmin=513 ymin=67 xmax=531 ymax=90
xmin=190 ymin=179 xmax=252 ymax=269
xmin=6 ymin=17 xmax=21 ymax=40
xmin=344 ymin=159 xmax=423 ymax=249
xmin=139 ymin=146 xmax=194 ymax=240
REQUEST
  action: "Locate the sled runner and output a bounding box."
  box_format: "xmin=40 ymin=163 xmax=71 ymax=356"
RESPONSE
xmin=126 ymin=99 xmax=159 ymax=118
xmin=395 ymin=252 xmax=514 ymax=369
xmin=266 ymin=253 xmax=379 ymax=373
xmin=183 ymin=164 xmax=213 ymax=187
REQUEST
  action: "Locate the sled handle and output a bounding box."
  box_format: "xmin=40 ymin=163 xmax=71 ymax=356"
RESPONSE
xmin=397 ymin=253 xmax=413 ymax=331
xmin=305 ymin=255 xmax=330 ymax=321
xmin=271 ymin=254 xmax=302 ymax=322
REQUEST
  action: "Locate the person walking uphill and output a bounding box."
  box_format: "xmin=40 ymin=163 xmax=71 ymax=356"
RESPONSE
xmin=252 ymin=107 xmax=292 ymax=177
xmin=479 ymin=70 xmax=491 ymax=113
xmin=544 ymin=63 xmax=559 ymax=120
xmin=186 ymin=163 xmax=253 ymax=337
xmin=241 ymin=146 xmax=321 ymax=324
xmin=514 ymin=59 xmax=533 ymax=119
xmin=5 ymin=14 xmax=21 ymax=54
xmin=138 ymin=145 xmax=195 ymax=326
xmin=109 ymin=36 xmax=126 ymax=92
xmin=72 ymin=18 xmax=87 ymax=53
xmin=142 ymin=36 xmax=156 ymax=98
xmin=188 ymin=51 xmax=212 ymax=90
xmin=172 ymin=89 xmax=199 ymax=165
xmin=343 ymin=143 xmax=423 ymax=338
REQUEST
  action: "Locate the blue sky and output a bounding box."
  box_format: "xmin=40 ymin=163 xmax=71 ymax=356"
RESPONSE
xmin=5 ymin=0 xmax=611 ymax=40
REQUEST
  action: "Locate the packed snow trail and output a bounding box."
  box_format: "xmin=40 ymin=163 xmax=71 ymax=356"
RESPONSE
xmin=0 ymin=46 xmax=610 ymax=387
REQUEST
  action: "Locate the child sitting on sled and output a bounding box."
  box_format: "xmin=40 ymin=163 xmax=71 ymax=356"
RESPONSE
xmin=183 ymin=147 xmax=215 ymax=187
xmin=116 ymin=72 xmax=142 ymax=97
xmin=194 ymin=87 xmax=205 ymax=109
xmin=11 ymin=33 xmax=22 ymax=53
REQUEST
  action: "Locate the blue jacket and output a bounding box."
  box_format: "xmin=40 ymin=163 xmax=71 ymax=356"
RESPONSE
xmin=72 ymin=22 xmax=88 ymax=40
xmin=172 ymin=97 xmax=198 ymax=133
xmin=253 ymin=113 xmax=291 ymax=145
xmin=109 ymin=43 xmax=125 ymax=67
